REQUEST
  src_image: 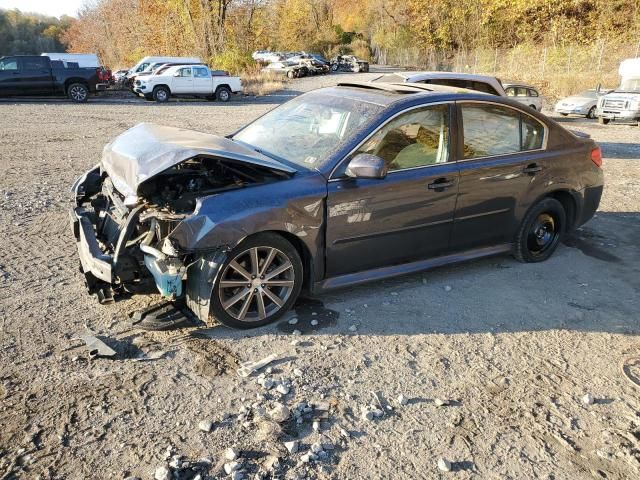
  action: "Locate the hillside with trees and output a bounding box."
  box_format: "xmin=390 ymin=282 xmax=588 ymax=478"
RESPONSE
xmin=0 ymin=9 xmax=72 ymax=56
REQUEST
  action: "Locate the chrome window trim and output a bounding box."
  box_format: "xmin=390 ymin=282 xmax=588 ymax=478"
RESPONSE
xmin=328 ymin=99 xmax=549 ymax=181
xmin=328 ymin=101 xmax=453 ymax=181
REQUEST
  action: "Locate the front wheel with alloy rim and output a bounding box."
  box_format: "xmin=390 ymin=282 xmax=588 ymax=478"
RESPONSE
xmin=587 ymin=106 xmax=597 ymax=119
xmin=210 ymin=233 xmax=303 ymax=328
xmin=67 ymin=83 xmax=88 ymax=103
xmin=513 ymin=198 xmax=566 ymax=263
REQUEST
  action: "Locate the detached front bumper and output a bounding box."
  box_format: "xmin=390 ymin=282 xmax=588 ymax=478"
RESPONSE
xmin=70 ymin=206 xmax=115 ymax=301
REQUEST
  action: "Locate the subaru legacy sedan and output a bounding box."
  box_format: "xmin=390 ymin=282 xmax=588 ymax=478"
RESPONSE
xmin=71 ymin=82 xmax=604 ymax=328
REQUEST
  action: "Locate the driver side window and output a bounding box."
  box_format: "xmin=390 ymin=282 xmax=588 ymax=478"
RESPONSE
xmin=355 ymin=104 xmax=450 ymax=171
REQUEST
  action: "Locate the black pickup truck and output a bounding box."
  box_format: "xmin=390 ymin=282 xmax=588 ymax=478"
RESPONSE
xmin=0 ymin=55 xmax=105 ymax=102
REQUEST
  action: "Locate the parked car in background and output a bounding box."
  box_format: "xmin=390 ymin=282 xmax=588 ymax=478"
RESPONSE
xmin=130 ymin=61 xmax=206 ymax=86
xmin=71 ymin=81 xmax=603 ymax=328
xmin=504 ymin=83 xmax=543 ymax=110
xmin=555 ymin=89 xmax=611 ymax=118
xmin=133 ymin=64 xmax=242 ymax=102
xmin=262 ymin=61 xmax=307 ymax=78
xmin=372 ymin=71 xmax=506 ymax=96
xmin=596 ymin=57 xmax=640 ymax=125
xmin=114 ymin=69 xmax=129 ymax=86
xmin=252 ymin=50 xmax=283 ymax=64
xmin=125 ymin=56 xmax=201 ymax=86
xmin=0 ymin=55 xmax=105 ymax=102
xmin=330 ymin=55 xmax=369 ymax=72
xmin=41 ymin=53 xmax=100 ymax=68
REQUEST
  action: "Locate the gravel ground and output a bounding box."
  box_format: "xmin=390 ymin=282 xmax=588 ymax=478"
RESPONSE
xmin=1 ymin=71 xmax=639 ymax=480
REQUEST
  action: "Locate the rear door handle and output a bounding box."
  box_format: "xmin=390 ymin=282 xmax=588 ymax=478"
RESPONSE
xmin=523 ymin=164 xmax=543 ymax=174
xmin=427 ymin=178 xmax=455 ymax=190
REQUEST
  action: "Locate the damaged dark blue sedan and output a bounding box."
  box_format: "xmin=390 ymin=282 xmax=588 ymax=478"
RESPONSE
xmin=71 ymin=82 xmax=604 ymax=328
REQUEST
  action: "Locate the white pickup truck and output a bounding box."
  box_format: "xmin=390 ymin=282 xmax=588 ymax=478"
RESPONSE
xmin=133 ymin=64 xmax=242 ymax=102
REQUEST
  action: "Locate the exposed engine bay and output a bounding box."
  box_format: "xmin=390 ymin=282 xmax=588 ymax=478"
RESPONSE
xmin=72 ymin=155 xmax=285 ymax=302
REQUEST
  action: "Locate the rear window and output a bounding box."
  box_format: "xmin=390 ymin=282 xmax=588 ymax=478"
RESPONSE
xmin=461 ymin=103 xmax=545 ymax=159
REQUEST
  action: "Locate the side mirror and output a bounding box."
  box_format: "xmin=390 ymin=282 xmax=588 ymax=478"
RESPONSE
xmin=345 ymin=153 xmax=387 ymax=179
xmin=596 ymin=83 xmax=601 ymax=95
xmin=173 ymin=72 xmax=181 ymax=77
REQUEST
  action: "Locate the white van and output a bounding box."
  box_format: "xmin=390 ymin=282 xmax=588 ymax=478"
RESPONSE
xmin=128 ymin=56 xmax=201 ymax=76
xmin=41 ymin=53 xmax=100 ymax=68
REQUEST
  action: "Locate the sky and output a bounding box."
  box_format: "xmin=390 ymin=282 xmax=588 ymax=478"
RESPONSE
xmin=0 ymin=0 xmax=86 ymax=17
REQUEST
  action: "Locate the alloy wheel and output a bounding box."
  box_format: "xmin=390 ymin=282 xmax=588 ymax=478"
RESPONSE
xmin=70 ymin=85 xmax=87 ymax=101
xmin=218 ymin=246 xmax=295 ymax=322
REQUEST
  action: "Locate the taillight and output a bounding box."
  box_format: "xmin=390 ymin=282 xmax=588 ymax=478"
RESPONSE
xmin=590 ymin=146 xmax=602 ymax=167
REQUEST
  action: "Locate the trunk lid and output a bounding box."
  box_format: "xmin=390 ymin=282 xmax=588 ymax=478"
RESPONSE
xmin=101 ymin=122 xmax=295 ymax=201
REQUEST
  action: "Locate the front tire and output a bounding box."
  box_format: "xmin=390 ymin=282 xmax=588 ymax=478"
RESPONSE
xmin=209 ymin=233 xmax=303 ymax=328
xmin=153 ymin=86 xmax=170 ymax=103
xmin=513 ymin=198 xmax=566 ymax=263
xmin=67 ymin=83 xmax=89 ymax=103
xmin=598 ymin=117 xmax=610 ymax=125
xmin=587 ymin=106 xmax=597 ymax=119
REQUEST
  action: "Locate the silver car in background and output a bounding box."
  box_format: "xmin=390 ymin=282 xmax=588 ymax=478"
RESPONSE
xmin=504 ymin=83 xmax=544 ymax=111
xmin=554 ymin=89 xmax=611 ymax=119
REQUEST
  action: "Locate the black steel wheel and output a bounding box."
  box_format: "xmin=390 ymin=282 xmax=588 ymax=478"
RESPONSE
xmin=513 ymin=198 xmax=566 ymax=263
xmin=67 ymin=83 xmax=89 ymax=103
xmin=209 ymin=233 xmax=303 ymax=328
xmin=587 ymin=106 xmax=597 ymax=119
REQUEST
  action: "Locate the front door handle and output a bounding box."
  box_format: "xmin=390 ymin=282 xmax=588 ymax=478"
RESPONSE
xmin=427 ymin=178 xmax=455 ymax=190
xmin=523 ymin=164 xmax=543 ymax=174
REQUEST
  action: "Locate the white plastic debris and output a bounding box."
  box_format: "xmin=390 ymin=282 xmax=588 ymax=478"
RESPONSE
xmin=276 ymin=384 xmax=290 ymax=395
xmin=225 ymin=447 xmax=239 ymax=461
xmin=397 ymin=394 xmax=408 ymax=406
xmin=237 ymin=353 xmax=278 ymax=378
xmin=582 ymin=393 xmax=595 ymax=405
xmin=224 ymin=461 xmax=241 ymax=474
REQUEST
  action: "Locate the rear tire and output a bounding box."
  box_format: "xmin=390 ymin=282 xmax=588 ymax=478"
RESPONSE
xmin=67 ymin=83 xmax=89 ymax=103
xmin=209 ymin=233 xmax=303 ymax=329
xmin=513 ymin=198 xmax=566 ymax=263
xmin=598 ymin=117 xmax=610 ymax=125
xmin=153 ymin=86 xmax=170 ymax=103
xmin=216 ymin=86 xmax=231 ymax=102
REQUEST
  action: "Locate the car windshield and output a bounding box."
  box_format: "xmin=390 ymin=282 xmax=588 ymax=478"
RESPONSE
xmin=232 ymin=91 xmax=384 ymax=168
xmin=618 ymin=78 xmax=640 ymax=92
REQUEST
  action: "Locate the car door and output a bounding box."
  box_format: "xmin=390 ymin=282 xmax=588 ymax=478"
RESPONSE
xmin=0 ymin=57 xmax=21 ymax=95
xmin=450 ymin=101 xmax=548 ymax=251
xmin=192 ymin=66 xmax=212 ymax=94
xmin=171 ymin=67 xmax=193 ymax=94
xmin=20 ymin=57 xmax=53 ymax=94
xmin=325 ymin=103 xmax=459 ymax=277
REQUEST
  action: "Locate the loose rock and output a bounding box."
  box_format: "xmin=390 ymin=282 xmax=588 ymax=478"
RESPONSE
xmin=437 ymin=457 xmax=452 ymax=472
xmin=225 ymin=447 xmax=239 ymax=461
xmin=397 ymin=394 xmax=408 ymax=406
xmin=310 ymin=319 xmax=318 ymax=326
xmin=582 ymin=393 xmax=595 ymax=405
xmin=444 ymin=285 xmax=452 ymax=292
xmin=198 ymin=420 xmax=213 ymax=432
xmin=154 ymin=466 xmax=171 ymax=480
xmin=284 ymin=440 xmax=299 ymax=454
xmin=434 ymin=398 xmax=449 ymax=407
xmin=349 ymin=325 xmax=358 ymax=332
xmin=288 ymin=317 xmax=298 ymax=325
xmin=224 ymin=461 xmax=241 ymax=474
xmin=276 ymin=384 xmax=290 ymax=395
xmin=269 ymin=403 xmax=290 ymax=422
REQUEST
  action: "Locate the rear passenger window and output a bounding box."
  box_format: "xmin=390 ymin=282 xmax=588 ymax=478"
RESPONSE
xmin=461 ymin=104 xmax=545 ymax=159
xmin=22 ymin=57 xmax=48 ymax=70
xmin=193 ymin=67 xmax=209 ymax=78
xmin=177 ymin=68 xmax=192 ymax=77
xmin=528 ymin=89 xmax=539 ymax=97
xmin=356 ymin=104 xmax=450 ymax=170
xmin=471 ymin=81 xmax=498 ymax=95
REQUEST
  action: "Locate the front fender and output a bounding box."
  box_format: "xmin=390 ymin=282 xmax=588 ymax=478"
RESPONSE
xmin=169 ymin=173 xmax=327 ymax=279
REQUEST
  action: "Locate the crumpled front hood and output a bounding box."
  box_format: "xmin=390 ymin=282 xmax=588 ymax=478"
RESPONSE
xmin=101 ymin=122 xmax=295 ymax=201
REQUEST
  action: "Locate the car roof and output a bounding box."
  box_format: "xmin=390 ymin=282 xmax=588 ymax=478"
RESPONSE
xmin=503 ymin=82 xmax=537 ymax=89
xmin=375 ymin=71 xmax=500 ymax=83
xmin=336 ymin=81 xmax=488 ymax=101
